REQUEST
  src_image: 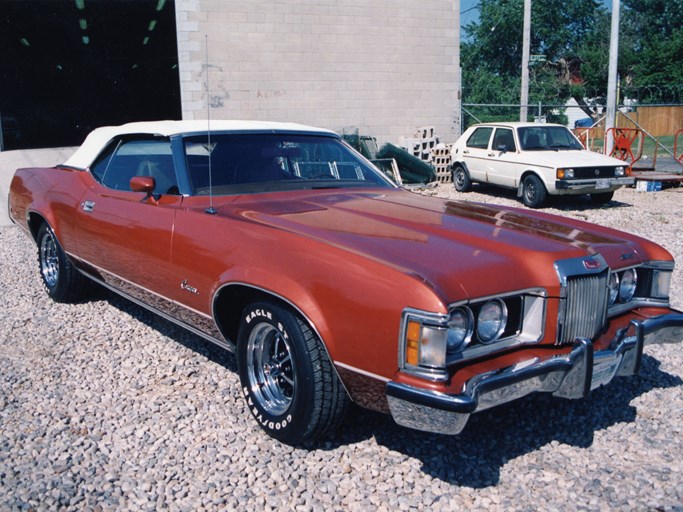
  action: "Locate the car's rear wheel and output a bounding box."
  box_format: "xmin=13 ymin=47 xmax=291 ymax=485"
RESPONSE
xmin=237 ymin=301 xmax=349 ymax=445
xmin=453 ymin=165 xmax=472 ymax=192
xmin=37 ymin=223 xmax=89 ymax=303
xmin=590 ymin=191 xmax=614 ymax=204
xmin=522 ymin=174 xmax=547 ymax=208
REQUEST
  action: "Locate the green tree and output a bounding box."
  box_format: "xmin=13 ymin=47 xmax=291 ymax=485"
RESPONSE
xmin=462 ymin=0 xmax=609 ymax=108
xmin=462 ymin=0 xmax=683 ymax=109
xmin=620 ymin=0 xmax=683 ymax=102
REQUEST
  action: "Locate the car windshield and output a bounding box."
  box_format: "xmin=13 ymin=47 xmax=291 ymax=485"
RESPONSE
xmin=517 ymin=126 xmax=584 ymax=151
xmin=183 ymin=133 xmax=393 ymax=195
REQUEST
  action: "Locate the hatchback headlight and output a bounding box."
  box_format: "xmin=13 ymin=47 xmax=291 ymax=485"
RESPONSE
xmin=477 ymin=299 xmax=508 ymax=343
xmin=619 ymin=269 xmax=637 ymax=302
xmin=557 ymin=168 xmax=574 ymax=179
xmin=615 ymin=166 xmax=626 ymax=177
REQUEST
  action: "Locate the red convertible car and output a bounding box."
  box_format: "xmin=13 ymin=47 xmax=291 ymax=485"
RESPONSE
xmin=9 ymin=121 xmax=683 ymax=445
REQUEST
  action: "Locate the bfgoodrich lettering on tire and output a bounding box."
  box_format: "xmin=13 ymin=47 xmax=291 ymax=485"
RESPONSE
xmin=237 ymin=301 xmax=349 ymax=445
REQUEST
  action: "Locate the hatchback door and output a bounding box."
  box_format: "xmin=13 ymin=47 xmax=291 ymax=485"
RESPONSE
xmin=460 ymin=126 xmax=493 ymax=182
xmin=485 ymin=127 xmax=521 ymax=188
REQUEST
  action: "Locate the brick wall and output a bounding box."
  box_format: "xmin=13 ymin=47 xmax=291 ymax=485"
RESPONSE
xmin=175 ymin=0 xmax=461 ymax=144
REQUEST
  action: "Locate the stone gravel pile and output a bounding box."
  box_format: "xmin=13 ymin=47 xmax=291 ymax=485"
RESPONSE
xmin=1 ymin=186 xmax=682 ymax=511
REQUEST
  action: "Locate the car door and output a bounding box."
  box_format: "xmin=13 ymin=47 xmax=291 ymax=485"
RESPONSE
xmin=75 ymin=137 xmax=183 ymax=315
xmin=486 ymin=127 xmax=521 ymax=188
xmin=460 ymin=126 xmax=493 ymax=181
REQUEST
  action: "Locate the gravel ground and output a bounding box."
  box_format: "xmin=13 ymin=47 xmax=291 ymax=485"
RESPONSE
xmin=1 ymin=185 xmax=682 ymax=511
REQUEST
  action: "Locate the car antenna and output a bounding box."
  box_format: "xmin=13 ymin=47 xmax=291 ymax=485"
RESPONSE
xmin=204 ymin=34 xmax=217 ymax=215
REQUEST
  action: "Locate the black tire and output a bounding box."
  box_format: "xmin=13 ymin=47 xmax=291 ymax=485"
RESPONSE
xmin=453 ymin=165 xmax=472 ymax=192
xmin=522 ymin=174 xmax=547 ymax=208
xmin=590 ymin=191 xmax=614 ymax=204
xmin=36 ymin=223 xmax=89 ymax=303
xmin=237 ymin=301 xmax=349 ymax=445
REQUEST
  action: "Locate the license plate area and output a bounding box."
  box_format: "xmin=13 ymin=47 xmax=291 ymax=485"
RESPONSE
xmin=595 ymin=178 xmax=610 ymax=190
xmin=590 ymin=354 xmax=623 ymax=390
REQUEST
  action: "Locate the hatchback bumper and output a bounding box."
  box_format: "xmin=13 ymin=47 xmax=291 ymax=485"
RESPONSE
xmin=554 ymin=176 xmax=634 ymax=193
xmin=386 ymin=312 xmax=683 ymax=435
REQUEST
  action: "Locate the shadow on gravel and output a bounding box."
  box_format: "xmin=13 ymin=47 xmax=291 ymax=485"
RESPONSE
xmin=102 ymin=290 xmax=237 ymax=371
xmin=368 ymin=354 xmax=682 ymax=488
xmin=462 ymin=183 xmax=633 ymax=212
xmin=98 ymin=288 xmax=682 ymax=488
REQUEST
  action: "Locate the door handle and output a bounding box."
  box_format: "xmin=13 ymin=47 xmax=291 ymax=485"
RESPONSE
xmin=82 ymin=200 xmax=95 ymax=213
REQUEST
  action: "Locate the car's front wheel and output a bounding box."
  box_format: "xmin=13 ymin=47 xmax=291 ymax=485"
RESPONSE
xmin=522 ymin=174 xmax=547 ymax=208
xmin=590 ymin=191 xmax=614 ymax=204
xmin=453 ymin=165 xmax=472 ymax=192
xmin=36 ymin=223 xmax=89 ymax=303
xmin=237 ymin=301 xmax=349 ymax=445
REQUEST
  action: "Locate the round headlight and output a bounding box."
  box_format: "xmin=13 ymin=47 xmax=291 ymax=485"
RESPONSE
xmin=619 ymin=269 xmax=637 ymax=302
xmin=476 ymin=299 xmax=508 ymax=343
xmin=447 ymin=307 xmax=473 ymax=352
xmin=608 ymin=272 xmax=619 ymax=305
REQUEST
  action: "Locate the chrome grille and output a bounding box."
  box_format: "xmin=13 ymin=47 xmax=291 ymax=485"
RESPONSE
xmin=558 ymin=271 xmax=609 ymax=344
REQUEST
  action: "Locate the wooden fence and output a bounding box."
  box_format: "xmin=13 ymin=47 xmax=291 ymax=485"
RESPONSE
xmin=617 ymin=105 xmax=683 ymax=137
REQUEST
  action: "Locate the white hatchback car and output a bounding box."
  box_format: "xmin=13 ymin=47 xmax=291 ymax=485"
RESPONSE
xmin=450 ymin=122 xmax=634 ymax=208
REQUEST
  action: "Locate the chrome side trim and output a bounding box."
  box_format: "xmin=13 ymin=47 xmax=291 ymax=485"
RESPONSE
xmin=66 ymin=252 xmax=189 ymax=309
xmin=79 ymin=271 xmax=234 ymax=353
xmin=334 ymin=362 xmax=390 ymax=383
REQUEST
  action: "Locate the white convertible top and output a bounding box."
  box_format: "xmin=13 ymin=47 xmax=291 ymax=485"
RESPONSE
xmin=63 ymin=120 xmax=336 ymax=170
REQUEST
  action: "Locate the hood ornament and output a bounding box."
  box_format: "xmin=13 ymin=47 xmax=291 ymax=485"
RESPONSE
xmin=583 ymin=258 xmax=602 ymax=270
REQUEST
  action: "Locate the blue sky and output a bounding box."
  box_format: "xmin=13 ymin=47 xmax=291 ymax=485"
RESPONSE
xmin=460 ymin=0 xmax=480 ymax=33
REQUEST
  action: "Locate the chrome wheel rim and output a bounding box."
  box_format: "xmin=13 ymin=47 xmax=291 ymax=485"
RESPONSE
xmin=455 ymin=170 xmax=465 ymax=188
xmin=40 ymin=231 xmax=59 ymax=288
xmin=246 ymin=322 xmax=295 ymax=416
xmin=525 ymin=181 xmax=537 ymax=203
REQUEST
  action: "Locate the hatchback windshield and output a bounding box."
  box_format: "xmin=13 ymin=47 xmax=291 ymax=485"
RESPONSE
xmin=184 ymin=133 xmax=392 ymax=195
xmin=517 ymin=126 xmax=584 ymax=151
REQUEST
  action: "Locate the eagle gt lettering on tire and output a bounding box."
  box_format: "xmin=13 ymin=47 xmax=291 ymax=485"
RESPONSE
xmin=237 ymin=301 xmax=349 ymax=444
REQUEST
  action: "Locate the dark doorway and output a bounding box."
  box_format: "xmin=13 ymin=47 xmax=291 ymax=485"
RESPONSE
xmin=0 ymin=0 xmax=181 ymax=150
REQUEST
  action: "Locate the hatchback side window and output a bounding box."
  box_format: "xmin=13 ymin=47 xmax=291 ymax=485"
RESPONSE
xmin=493 ymin=128 xmax=516 ymax=152
xmin=466 ymin=127 xmax=493 ymax=149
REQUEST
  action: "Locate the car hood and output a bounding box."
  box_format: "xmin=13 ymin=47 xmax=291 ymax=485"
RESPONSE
xmin=228 ymin=189 xmax=660 ymax=302
xmin=519 ymin=149 xmax=626 ymax=168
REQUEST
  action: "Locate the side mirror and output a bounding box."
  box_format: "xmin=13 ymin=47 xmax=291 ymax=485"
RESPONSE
xmin=496 ymin=144 xmax=508 ymax=153
xmin=130 ymin=176 xmax=156 ymax=194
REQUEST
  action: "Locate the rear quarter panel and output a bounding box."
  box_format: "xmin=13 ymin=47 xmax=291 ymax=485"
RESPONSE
xmin=10 ymin=167 xmax=87 ymax=253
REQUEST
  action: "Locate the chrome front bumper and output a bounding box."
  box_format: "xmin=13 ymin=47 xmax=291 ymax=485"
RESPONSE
xmin=386 ymin=312 xmax=683 ymax=436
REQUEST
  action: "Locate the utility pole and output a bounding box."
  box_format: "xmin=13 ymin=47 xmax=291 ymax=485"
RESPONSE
xmin=605 ymin=0 xmax=620 ymax=155
xmin=520 ymin=0 xmax=531 ymax=122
